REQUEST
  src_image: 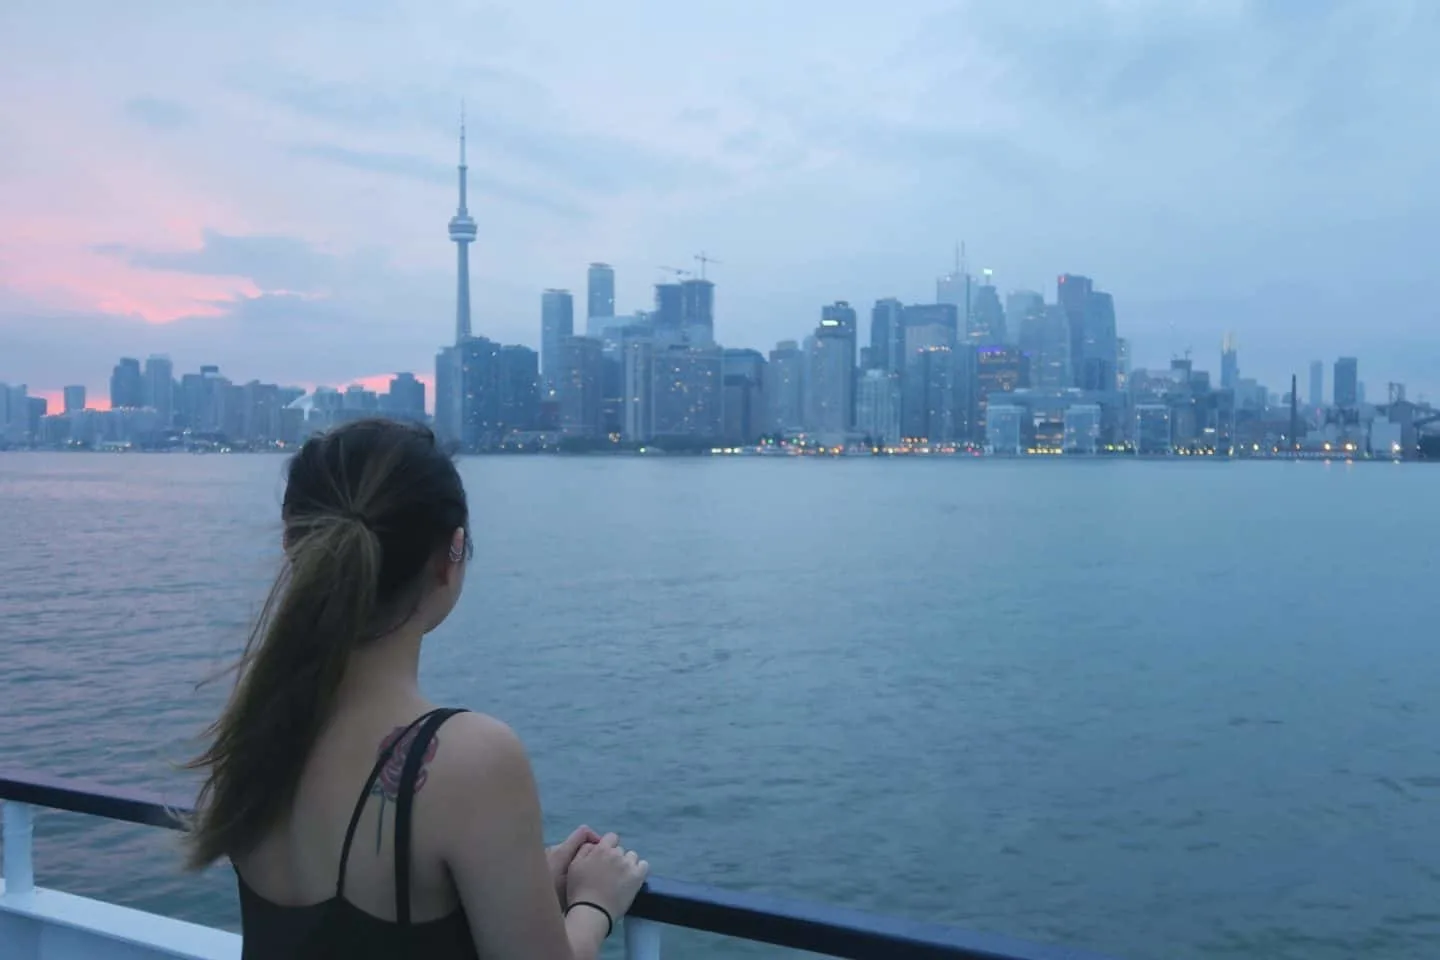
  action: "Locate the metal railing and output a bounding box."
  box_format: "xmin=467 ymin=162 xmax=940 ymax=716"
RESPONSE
xmin=0 ymin=769 xmax=1118 ymax=960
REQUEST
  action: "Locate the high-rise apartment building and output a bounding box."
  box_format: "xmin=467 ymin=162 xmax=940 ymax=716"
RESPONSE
xmin=869 ymin=298 xmax=905 ymax=373
xmin=652 ymin=283 xmax=684 ymax=346
xmin=722 ymin=348 xmax=766 ymax=445
xmin=496 ymin=345 xmax=540 ymax=436
xmin=1005 ymin=291 xmax=1043 ymax=344
xmin=383 ymin=373 xmax=426 ymax=421
xmin=434 ymin=346 xmax=461 ymax=443
xmin=764 ymin=341 xmax=805 ymax=435
xmin=855 ymin=369 xmax=902 ymax=446
xmin=143 ymin=355 xmax=174 ymax=426
xmin=681 ymin=278 xmax=715 ymax=346
xmin=110 ymin=357 xmax=143 ymax=409
xmin=1334 ymin=357 xmax=1359 ymax=408
xmin=458 ymin=336 xmax=502 ymax=450
xmin=540 ymin=289 xmax=575 ymax=394
xmin=559 ymin=335 xmax=605 ymax=438
xmin=901 ymin=346 xmax=955 ymax=443
xmin=969 ymin=274 xmax=1006 ymax=346
xmin=587 ymin=263 xmax=615 ymax=323
xmin=1019 ymin=305 xmax=1072 ymax=390
xmin=621 ymin=334 xmax=654 ymax=443
xmin=1220 ymin=333 xmax=1239 ymax=392
xmin=651 ymin=345 xmax=724 ymax=441
xmin=805 ymin=310 xmax=856 ymax=438
xmin=1082 ymin=289 xmax=1118 ymax=392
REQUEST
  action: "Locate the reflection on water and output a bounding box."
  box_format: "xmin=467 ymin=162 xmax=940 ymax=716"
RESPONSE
xmin=3 ymin=453 xmax=1439 ymax=959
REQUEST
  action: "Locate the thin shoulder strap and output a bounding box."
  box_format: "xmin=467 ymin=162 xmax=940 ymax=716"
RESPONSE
xmin=335 ymin=709 xmax=440 ymax=898
xmin=393 ymin=707 xmax=467 ymax=926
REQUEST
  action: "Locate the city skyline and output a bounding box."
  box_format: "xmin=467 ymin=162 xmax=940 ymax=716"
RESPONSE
xmin=3 ymin=2 xmax=1438 ymax=402
xmin=0 ymin=125 xmax=1399 ymax=427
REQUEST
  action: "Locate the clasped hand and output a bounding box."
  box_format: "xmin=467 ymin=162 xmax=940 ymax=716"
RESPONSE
xmin=545 ymin=824 xmax=650 ymax=917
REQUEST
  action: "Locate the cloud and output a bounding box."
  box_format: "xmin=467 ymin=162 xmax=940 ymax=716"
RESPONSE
xmin=231 ymin=64 xmax=543 ymax=133
xmin=286 ymin=143 xmax=589 ymax=219
xmin=123 ymin=96 xmax=195 ymax=130
xmin=4 ymin=0 xmax=1440 ymax=402
xmin=240 ymin=68 xmax=730 ymax=198
xmin=94 ymin=231 xmax=339 ymax=294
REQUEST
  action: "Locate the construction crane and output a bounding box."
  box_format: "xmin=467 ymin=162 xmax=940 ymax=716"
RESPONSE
xmin=693 ymin=251 xmax=722 ymax=280
xmin=657 ymin=265 xmax=691 ymax=282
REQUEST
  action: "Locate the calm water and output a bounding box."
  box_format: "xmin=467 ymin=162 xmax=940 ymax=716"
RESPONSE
xmin=1 ymin=453 xmax=1438 ymax=959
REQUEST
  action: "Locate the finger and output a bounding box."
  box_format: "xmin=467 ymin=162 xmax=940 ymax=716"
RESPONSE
xmin=599 ymin=832 xmax=620 ymax=848
xmin=624 ymin=850 xmax=639 ymax=865
xmin=637 ymin=859 xmax=650 ymax=877
xmin=558 ymin=825 xmax=596 ymax=858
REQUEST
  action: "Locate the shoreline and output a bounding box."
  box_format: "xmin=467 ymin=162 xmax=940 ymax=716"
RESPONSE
xmin=0 ymin=447 xmax=1419 ymax=464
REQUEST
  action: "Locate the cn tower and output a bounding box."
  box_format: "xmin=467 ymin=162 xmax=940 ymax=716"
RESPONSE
xmin=449 ymin=108 xmax=477 ymax=343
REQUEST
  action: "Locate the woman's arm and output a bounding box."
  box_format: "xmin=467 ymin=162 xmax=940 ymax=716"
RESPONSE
xmin=439 ymin=713 xmax=609 ymax=960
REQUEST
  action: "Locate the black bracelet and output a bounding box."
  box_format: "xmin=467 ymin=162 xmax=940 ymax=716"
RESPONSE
xmin=565 ymin=900 xmax=614 ymax=939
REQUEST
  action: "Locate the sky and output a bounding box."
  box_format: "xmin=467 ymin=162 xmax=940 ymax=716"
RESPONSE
xmin=2 ymin=0 xmax=1438 ymax=408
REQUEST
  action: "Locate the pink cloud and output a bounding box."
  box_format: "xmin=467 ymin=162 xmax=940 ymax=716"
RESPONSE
xmin=0 ymin=238 xmax=260 ymax=324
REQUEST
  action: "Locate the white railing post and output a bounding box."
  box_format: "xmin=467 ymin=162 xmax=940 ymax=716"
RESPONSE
xmin=624 ymin=916 xmax=662 ymax=960
xmin=2 ymin=801 xmax=36 ymax=895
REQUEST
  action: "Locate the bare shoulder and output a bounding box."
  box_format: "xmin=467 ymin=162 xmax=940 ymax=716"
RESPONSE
xmin=430 ymin=712 xmax=535 ymax=798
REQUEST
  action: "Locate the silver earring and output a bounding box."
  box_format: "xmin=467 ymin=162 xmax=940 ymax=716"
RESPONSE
xmin=448 ymin=542 xmax=465 ymax=563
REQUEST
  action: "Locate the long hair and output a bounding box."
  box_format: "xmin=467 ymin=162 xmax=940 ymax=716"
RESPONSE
xmin=183 ymin=418 xmax=468 ymax=870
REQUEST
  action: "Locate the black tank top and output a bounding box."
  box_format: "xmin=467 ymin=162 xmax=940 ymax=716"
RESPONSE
xmin=235 ymin=708 xmax=479 ymax=959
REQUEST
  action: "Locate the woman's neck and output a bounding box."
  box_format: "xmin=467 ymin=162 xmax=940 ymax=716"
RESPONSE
xmin=335 ymin=624 xmax=427 ymax=711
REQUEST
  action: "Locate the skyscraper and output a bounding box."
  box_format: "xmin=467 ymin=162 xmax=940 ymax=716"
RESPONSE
xmin=110 ymin=358 xmax=143 ymax=409
xmin=869 ymin=298 xmax=904 ymax=373
xmin=1082 ymin=290 xmax=1118 ymax=392
xmin=143 ymin=355 xmax=174 ymax=426
xmin=968 ymin=271 xmax=1006 ymax=346
xmin=620 ymin=332 xmax=655 ymax=443
xmin=540 ymin=289 xmax=575 ymax=394
xmin=1057 ymin=274 xmax=1092 ymax=388
xmin=1309 ymin=360 xmax=1324 ymax=407
xmin=1220 ymin=333 xmax=1239 ymax=391
xmin=1020 ymin=306 xmax=1071 ymax=390
xmin=765 ymin=341 xmax=805 ymax=436
xmin=722 ymin=348 xmax=766 ymax=445
xmin=901 ymin=303 xmax=959 ymax=345
xmin=384 ymin=373 xmax=426 ymax=421
xmin=459 ymin=336 xmax=502 ymax=450
xmin=587 ymin=263 xmax=615 ymax=323
xmin=805 ymin=316 xmax=854 ymax=438
xmin=448 ymin=113 xmax=477 ymax=344
xmin=681 ymin=278 xmax=716 ymax=346
xmin=652 ymin=282 xmax=684 ymax=345
xmin=559 ymin=335 xmax=605 ymax=438
xmin=1005 ymin=291 xmax=1043 ymax=350
xmin=937 ymin=271 xmax=971 ymax=319
xmin=651 ymin=345 xmax=724 ymax=441
xmin=821 ymin=301 xmax=858 ymax=422
xmin=496 ymin=345 xmax=540 ymax=436
xmin=1334 ymin=357 xmax=1359 ymax=408
xmin=855 ymin=369 xmax=902 ymax=446
xmin=434 ymin=346 xmax=460 ymax=443
xmin=974 ymin=346 xmax=1027 ymax=443
xmin=63 ymin=385 xmax=86 ymax=414
xmin=902 ymin=346 xmax=955 ymax=443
